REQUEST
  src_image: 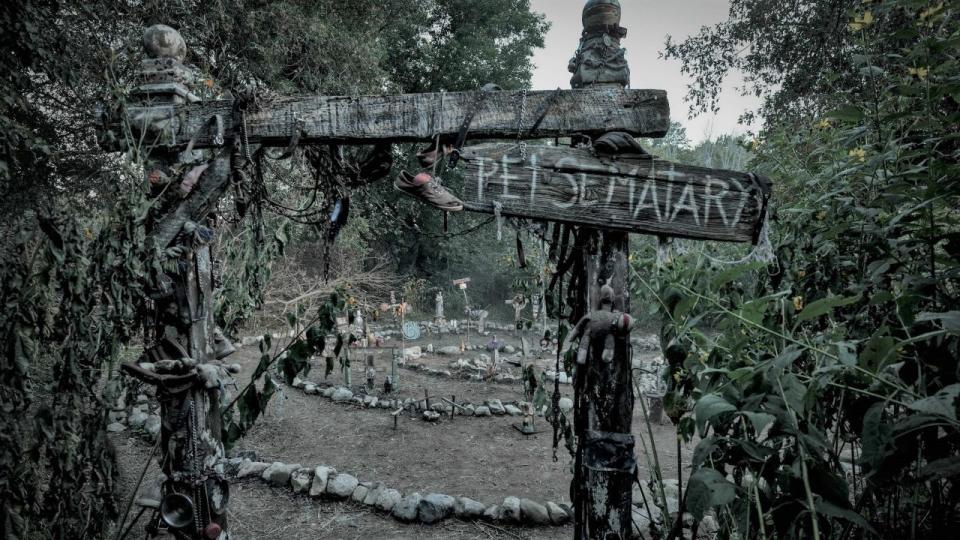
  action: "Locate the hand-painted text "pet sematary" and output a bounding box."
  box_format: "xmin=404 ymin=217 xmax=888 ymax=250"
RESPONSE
xmin=460 ymin=144 xmax=770 ymax=243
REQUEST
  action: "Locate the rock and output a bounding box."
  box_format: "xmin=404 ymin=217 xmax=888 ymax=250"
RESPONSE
xmin=520 ymin=498 xmax=550 ymax=525
xmin=109 ymin=410 xmax=127 ymax=423
xmin=487 ymin=399 xmax=506 ymax=415
xmin=559 ymin=397 xmax=573 ymax=413
xmin=326 ymin=473 xmax=359 ymax=499
xmin=363 ymin=483 xmax=384 ymax=505
xmin=559 ymin=502 xmax=574 ymax=518
xmin=632 ymin=506 xmax=654 ymax=536
xmin=422 ymin=411 xmax=440 ymax=422
xmin=290 ymin=467 xmax=313 ymax=493
xmin=475 ymin=406 xmax=491 ymax=417
xmin=262 ymin=462 xmax=301 ymax=486
xmin=363 ymin=395 xmax=377 ymax=407
xmin=504 ymin=404 xmax=522 ymax=416
xmin=701 ymin=515 xmax=719 ymax=535
xmin=501 ymin=496 xmax=521 ymax=522
xmin=426 ymin=343 xmax=434 ymax=353
xmin=438 ymin=345 xmax=460 ymax=356
xmin=303 ymin=383 xmax=318 ymax=395
xmin=237 ymin=461 xmax=269 ymax=479
xmin=136 ymin=393 xmax=149 ymax=404
xmin=352 ymin=484 xmax=369 ymax=503
xmin=322 ymin=387 xmax=336 ymax=398
xmin=128 ymin=410 xmax=149 ymax=428
xmin=403 ymin=346 xmax=422 ymax=360
xmin=376 ymin=488 xmax=402 ymax=512
xmin=464 ymin=404 xmax=476 ymax=416
xmin=455 ymin=497 xmax=487 ymax=519
xmin=418 ymin=493 xmax=455 ymax=524
xmin=222 ymin=457 xmax=244 ymax=476
xmin=107 ymin=422 xmax=126 ymax=432
xmin=482 ymin=505 xmax=500 ymax=521
xmin=331 ymin=387 xmax=353 ymax=402
xmin=309 ymin=466 xmax=336 ymax=497
xmin=292 ymin=376 xmax=307 ymax=389
xmin=392 ymin=492 xmax=421 ymax=522
xmin=558 ymin=372 xmax=570 ymax=384
xmin=503 ymin=345 xmax=516 ymax=354
xmin=241 ymin=336 xmax=263 ymax=346
xmin=546 ymin=501 xmax=570 ymax=525
xmin=479 ymin=353 xmax=491 ymax=363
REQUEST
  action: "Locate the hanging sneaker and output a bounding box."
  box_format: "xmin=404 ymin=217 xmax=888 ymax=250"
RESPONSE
xmin=416 ymin=141 xmax=453 ymax=168
xmin=394 ymin=170 xmax=464 ymax=211
xmin=594 ymin=131 xmax=651 ymax=159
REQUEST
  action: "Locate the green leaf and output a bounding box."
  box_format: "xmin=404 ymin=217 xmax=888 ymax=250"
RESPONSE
xmin=741 ymin=411 xmax=776 ymax=433
xmin=827 ymin=105 xmax=864 ymax=122
xmin=907 ymin=384 xmax=960 ymax=421
xmin=861 ymin=402 xmax=893 ymax=472
xmin=686 ymin=468 xmax=737 ymax=520
xmin=916 ymin=311 xmax=960 ymax=333
xmin=710 ymin=261 xmax=765 ymax=290
xmin=816 ymin=499 xmax=878 ymax=536
xmin=795 ymin=294 xmax=861 ymax=323
xmin=694 ymin=393 xmax=737 ymax=436
xmin=918 ymin=456 xmax=960 ymax=480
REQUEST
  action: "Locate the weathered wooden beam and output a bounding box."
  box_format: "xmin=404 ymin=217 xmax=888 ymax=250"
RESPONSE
xmin=107 ymin=87 xmax=669 ymax=151
xmin=458 ymin=143 xmax=771 ymax=243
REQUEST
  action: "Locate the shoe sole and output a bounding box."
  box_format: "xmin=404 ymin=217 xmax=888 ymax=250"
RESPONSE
xmin=394 ymin=183 xmax=463 ymax=211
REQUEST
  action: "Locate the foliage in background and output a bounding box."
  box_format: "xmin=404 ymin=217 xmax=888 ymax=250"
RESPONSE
xmin=0 ymin=179 xmax=161 ymax=538
xmin=0 ymin=0 xmax=548 ymax=537
xmin=637 ymin=1 xmax=960 ymax=537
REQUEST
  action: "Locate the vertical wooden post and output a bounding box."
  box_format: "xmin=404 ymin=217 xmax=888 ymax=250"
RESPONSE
xmin=137 ymin=25 xmax=229 ymax=539
xmin=568 ymin=2 xmax=635 ymax=539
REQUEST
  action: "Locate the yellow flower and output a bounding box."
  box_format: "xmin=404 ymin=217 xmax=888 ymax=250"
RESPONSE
xmin=817 ymin=210 xmax=827 ymax=221
xmin=797 ymin=270 xmax=807 ymax=279
xmin=83 ymin=227 xmax=93 ymax=240
xmin=750 ymin=138 xmax=762 ymax=151
xmin=849 ymin=148 xmax=867 ymax=162
xmin=793 ymin=296 xmax=804 ymax=311
xmin=907 ymin=66 xmax=929 ymax=80
xmin=919 ymin=2 xmax=944 ymax=22
xmin=816 ymin=118 xmax=832 ymax=130
xmin=849 ymin=10 xmax=874 ymax=31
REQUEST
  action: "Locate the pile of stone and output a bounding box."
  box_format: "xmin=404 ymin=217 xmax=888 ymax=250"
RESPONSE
xmin=404 ymin=357 xmax=522 ymax=384
xmin=631 ymin=334 xmax=661 ymax=352
xmin=104 ymin=387 xmax=162 ymax=441
xmin=224 ymin=457 xmax=573 ymax=527
xmin=289 ymin=378 xmax=549 ymax=419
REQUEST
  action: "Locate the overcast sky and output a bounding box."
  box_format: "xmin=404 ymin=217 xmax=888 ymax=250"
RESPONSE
xmin=529 ymin=0 xmax=761 ymax=143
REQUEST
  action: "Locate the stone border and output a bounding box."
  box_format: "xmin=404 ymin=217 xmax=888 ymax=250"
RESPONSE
xmin=223 ymin=457 xmax=573 ymax=527
xmin=285 ymin=377 xmax=575 ymax=420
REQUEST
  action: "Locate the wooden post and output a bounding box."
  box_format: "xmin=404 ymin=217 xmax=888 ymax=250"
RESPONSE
xmin=135 ymin=25 xmax=229 ymax=539
xmin=568 ymin=3 xmax=635 ymax=539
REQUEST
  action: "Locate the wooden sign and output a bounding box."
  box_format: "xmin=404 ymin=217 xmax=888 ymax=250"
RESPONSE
xmin=459 ymin=144 xmax=771 ymax=243
xmin=104 ymin=87 xmax=669 ymax=151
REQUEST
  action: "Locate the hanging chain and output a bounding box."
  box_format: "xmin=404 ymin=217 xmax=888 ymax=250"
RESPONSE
xmin=241 ymin=111 xmax=252 ymax=162
xmin=515 ymin=88 xmax=528 ymax=161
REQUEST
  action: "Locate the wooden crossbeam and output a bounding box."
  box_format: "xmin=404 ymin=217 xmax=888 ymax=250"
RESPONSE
xmin=458 ymin=144 xmax=771 ymax=243
xmin=107 ymin=88 xmax=669 ymax=151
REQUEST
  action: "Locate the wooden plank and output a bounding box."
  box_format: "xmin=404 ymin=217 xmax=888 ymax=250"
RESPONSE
xmin=111 ymin=88 xmax=669 ymax=150
xmin=458 ymin=143 xmax=771 ymax=243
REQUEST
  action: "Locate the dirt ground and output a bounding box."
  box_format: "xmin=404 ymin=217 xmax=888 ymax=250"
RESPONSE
xmin=112 ymin=325 xmax=693 ymax=540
